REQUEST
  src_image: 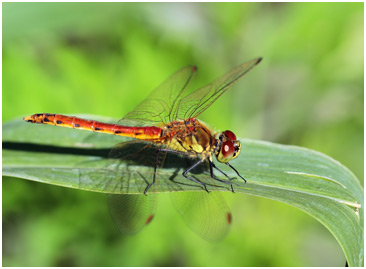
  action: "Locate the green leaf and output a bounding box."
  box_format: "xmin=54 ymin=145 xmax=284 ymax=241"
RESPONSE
xmin=3 ymin=116 xmax=363 ymax=266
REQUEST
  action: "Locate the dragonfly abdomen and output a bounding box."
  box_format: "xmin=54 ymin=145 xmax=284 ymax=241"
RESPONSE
xmin=23 ymin=113 xmax=162 ymax=140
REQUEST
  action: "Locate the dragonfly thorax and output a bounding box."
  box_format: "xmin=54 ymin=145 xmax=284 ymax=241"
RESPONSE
xmin=214 ymin=130 xmax=241 ymax=163
xmin=162 ymin=118 xmax=215 ymax=157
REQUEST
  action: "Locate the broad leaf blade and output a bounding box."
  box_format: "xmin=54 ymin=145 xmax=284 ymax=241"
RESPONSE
xmin=3 ymin=117 xmax=363 ymax=266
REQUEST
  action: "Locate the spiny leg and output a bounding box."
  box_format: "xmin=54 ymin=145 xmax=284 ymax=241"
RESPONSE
xmin=144 ymin=148 xmax=162 ymax=195
xmin=212 ymin=162 xmax=235 ymax=181
xmin=182 ymin=159 xmax=210 ymax=193
xmin=149 ymin=148 xmax=209 ymax=193
xmin=209 ymin=161 xmax=234 ymax=193
xmin=226 ymin=162 xmax=246 ymax=183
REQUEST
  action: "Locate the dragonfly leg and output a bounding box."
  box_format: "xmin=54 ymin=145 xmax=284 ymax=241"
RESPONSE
xmin=155 ymin=148 xmax=210 ymax=192
xmin=226 ymin=162 xmax=246 ymax=183
xmin=182 ymin=159 xmax=210 ymax=193
xmin=209 ymin=161 xmax=234 ymax=193
xmin=212 ymin=162 xmax=235 ymax=181
xmin=144 ymin=148 xmax=162 ymax=195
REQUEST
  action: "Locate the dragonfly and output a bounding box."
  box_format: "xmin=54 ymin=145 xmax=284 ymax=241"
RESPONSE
xmin=24 ymin=57 xmax=262 ymax=241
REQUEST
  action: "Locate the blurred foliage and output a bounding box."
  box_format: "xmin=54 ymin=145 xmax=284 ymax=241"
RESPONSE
xmin=2 ymin=2 xmax=363 ymax=267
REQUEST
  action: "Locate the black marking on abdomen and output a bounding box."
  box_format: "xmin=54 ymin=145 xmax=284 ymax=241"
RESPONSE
xmin=43 ymin=118 xmax=50 ymax=122
xmin=94 ymin=127 xmax=102 ymax=131
xmin=56 ymin=120 xmax=62 ymax=124
xmin=114 ymin=130 xmax=121 ymax=134
xmin=74 ymin=124 xmax=80 ymax=127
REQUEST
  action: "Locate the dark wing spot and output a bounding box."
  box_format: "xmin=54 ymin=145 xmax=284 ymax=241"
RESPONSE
xmin=145 ymin=214 xmax=154 ymax=225
xmin=226 ymin=212 xmax=232 ymax=224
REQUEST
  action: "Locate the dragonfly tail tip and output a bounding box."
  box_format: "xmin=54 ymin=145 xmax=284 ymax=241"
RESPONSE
xmin=23 ymin=115 xmax=33 ymax=122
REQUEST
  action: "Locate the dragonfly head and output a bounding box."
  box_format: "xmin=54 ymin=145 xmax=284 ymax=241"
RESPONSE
xmin=215 ymin=130 xmax=241 ymax=163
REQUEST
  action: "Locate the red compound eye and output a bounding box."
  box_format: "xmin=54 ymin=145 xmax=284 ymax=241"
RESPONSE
xmin=223 ymin=130 xmax=236 ymax=141
xmin=221 ymin=140 xmax=235 ymax=158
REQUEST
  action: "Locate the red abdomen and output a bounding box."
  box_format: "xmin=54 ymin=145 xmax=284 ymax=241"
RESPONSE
xmin=24 ymin=113 xmax=162 ymax=140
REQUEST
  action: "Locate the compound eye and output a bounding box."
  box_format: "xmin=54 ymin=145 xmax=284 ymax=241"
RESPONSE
xmin=223 ymin=130 xmax=236 ymax=141
xmin=221 ymin=140 xmax=235 ymax=159
xmin=216 ymin=141 xmax=235 ymax=163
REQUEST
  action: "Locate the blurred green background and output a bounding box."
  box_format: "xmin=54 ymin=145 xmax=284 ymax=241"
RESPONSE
xmin=2 ymin=2 xmax=363 ymax=266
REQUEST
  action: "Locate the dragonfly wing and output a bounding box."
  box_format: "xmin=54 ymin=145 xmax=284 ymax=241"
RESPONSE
xmin=79 ymin=140 xmax=164 ymax=235
xmin=108 ymin=193 xmax=156 ymax=235
xmin=79 ymin=140 xmax=166 ymax=234
xmin=170 ymin=191 xmax=232 ymax=241
xmin=178 ymin=57 xmax=262 ymax=120
xmin=120 ymin=66 xmax=197 ymax=126
xmin=106 ymin=141 xmax=169 ymax=235
xmin=78 ymin=140 xmax=155 ymax=194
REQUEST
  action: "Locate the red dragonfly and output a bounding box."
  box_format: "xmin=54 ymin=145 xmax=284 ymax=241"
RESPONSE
xmin=24 ymin=57 xmax=262 ymax=241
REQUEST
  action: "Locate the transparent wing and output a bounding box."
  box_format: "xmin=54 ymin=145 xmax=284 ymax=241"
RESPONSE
xmin=104 ymin=141 xmax=165 ymax=235
xmin=78 ymin=139 xmax=232 ymax=239
xmin=120 ymin=66 xmax=197 ymax=126
xmin=170 ymin=191 xmax=232 ymax=241
xmin=120 ymin=58 xmax=261 ymax=126
xmin=168 ymin=158 xmax=233 ymax=241
xmin=177 ymin=57 xmax=262 ymax=120
xmin=108 ymin=194 xmax=156 ymax=235
xmin=79 ymin=140 xmax=164 ymax=235
xmin=79 ymin=141 xmax=158 ymax=194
